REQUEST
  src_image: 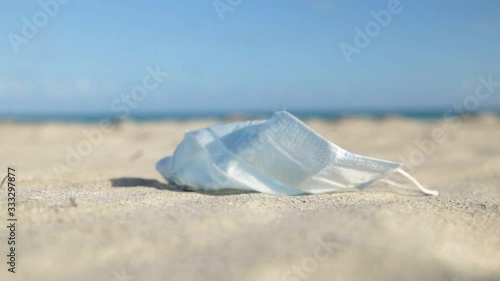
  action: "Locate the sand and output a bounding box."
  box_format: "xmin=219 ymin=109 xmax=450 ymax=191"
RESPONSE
xmin=0 ymin=115 xmax=499 ymax=281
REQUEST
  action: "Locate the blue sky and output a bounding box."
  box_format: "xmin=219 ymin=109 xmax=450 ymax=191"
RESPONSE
xmin=1 ymin=0 xmax=499 ymax=114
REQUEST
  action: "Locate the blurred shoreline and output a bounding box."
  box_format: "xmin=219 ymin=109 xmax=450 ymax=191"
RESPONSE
xmin=0 ymin=109 xmax=499 ymax=123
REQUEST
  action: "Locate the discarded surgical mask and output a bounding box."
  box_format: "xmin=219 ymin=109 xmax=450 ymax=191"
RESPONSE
xmin=156 ymin=111 xmax=438 ymax=196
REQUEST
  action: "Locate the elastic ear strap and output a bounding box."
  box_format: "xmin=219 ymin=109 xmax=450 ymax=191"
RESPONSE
xmin=380 ymin=179 xmax=412 ymax=190
xmin=396 ymin=168 xmax=439 ymax=196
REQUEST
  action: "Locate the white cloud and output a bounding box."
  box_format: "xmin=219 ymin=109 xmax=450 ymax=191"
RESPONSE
xmin=0 ymin=76 xmax=123 ymax=99
xmin=100 ymin=81 xmax=121 ymax=95
xmin=44 ymin=78 xmax=71 ymax=98
xmin=75 ymin=77 xmax=93 ymax=95
xmin=0 ymin=79 xmax=30 ymax=97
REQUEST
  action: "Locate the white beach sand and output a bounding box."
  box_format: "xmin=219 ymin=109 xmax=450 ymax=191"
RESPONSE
xmin=0 ymin=115 xmax=499 ymax=281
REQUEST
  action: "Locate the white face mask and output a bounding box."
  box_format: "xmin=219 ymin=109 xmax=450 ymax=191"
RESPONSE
xmin=156 ymin=111 xmax=438 ymax=196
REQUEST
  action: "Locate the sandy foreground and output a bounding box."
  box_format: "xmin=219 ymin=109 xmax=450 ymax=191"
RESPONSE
xmin=0 ymin=115 xmax=499 ymax=281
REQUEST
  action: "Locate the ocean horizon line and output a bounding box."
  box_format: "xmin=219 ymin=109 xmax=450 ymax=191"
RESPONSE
xmin=0 ymin=109 xmax=499 ymax=123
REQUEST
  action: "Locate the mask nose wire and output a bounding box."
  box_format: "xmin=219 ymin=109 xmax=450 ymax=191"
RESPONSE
xmin=395 ymin=168 xmax=439 ymax=196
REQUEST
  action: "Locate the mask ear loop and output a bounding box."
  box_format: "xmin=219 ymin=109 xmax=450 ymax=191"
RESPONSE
xmin=381 ymin=169 xmax=438 ymax=196
xmin=392 ymin=168 xmax=439 ymax=196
